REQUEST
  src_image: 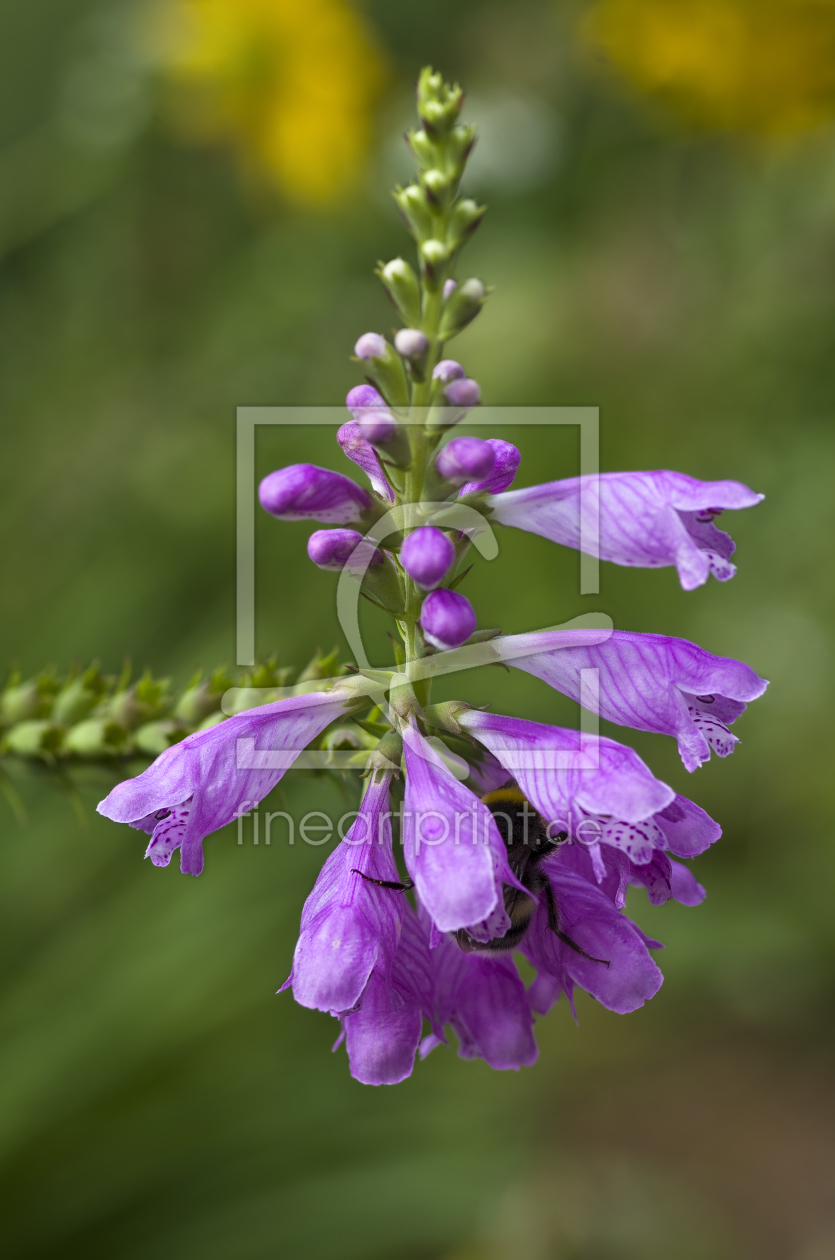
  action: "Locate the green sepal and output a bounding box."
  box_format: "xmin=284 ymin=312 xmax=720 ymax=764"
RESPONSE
xmin=2 ymin=720 xmax=64 ymax=758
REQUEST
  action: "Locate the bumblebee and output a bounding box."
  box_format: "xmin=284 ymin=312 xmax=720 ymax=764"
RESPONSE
xmin=354 ymin=784 xmax=607 ymax=964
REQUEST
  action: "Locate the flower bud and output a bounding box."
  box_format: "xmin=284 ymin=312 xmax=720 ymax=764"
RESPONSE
xmin=435 ymin=437 xmax=494 ymax=485
xmin=358 ymin=413 xmax=398 ymax=444
xmin=460 ymin=439 xmax=521 ymax=495
xmin=0 ymin=678 xmax=48 ymax=725
xmin=439 ymin=277 xmax=488 ymax=336
xmin=394 ymin=328 xmax=428 ymax=360
xmin=379 ymin=258 xmax=422 ymax=326
xmin=3 ymin=719 xmax=63 ymax=758
xmin=444 ymin=378 xmax=481 ymax=407
xmin=443 ymin=279 xmax=457 ymax=300
xmin=354 ymin=332 xmax=387 ymax=360
xmin=352 ymin=332 xmax=410 ymax=405
xmin=134 ymin=721 xmax=185 ymax=757
xmin=346 ymin=384 xmax=385 ymax=416
xmin=432 ymin=359 xmax=465 ymax=383
xmin=400 ymin=527 xmax=455 ymax=589
xmin=259 ymin=465 xmax=373 ymax=525
xmin=64 ymin=719 xmax=128 ymax=758
xmin=448 ymin=198 xmax=486 ymax=243
xmin=308 ymin=529 xmax=383 ymax=572
xmin=420 ymin=589 xmax=476 ymax=650
xmin=406 ymin=129 xmax=436 ymax=168
xmin=420 ymin=239 xmax=449 ymax=288
xmin=423 ymin=169 xmax=451 ymax=207
xmin=51 ymin=667 xmax=107 ymax=726
xmin=393 ymin=183 xmax=433 ymax=240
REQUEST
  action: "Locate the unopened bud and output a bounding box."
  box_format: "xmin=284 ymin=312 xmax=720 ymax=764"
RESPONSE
xmin=423 ymin=169 xmax=450 ymax=203
xmin=379 ymin=258 xmax=422 ymax=326
xmin=459 ymin=439 xmax=520 ymax=495
xmin=443 ymin=279 xmax=457 ymax=300
xmin=52 ymin=668 xmax=106 ymax=726
xmin=134 ymin=721 xmax=185 ymax=758
xmin=259 ymin=464 xmax=373 ymax=525
xmin=393 ymin=183 xmax=433 ymax=240
xmin=420 ymin=589 xmax=477 ymax=651
xmin=1 ymin=679 xmax=47 ymax=725
xmin=439 ymin=277 xmax=488 ymax=336
xmin=400 ymin=527 xmax=455 ymax=589
xmin=64 ymin=719 xmax=128 ymax=758
xmin=448 ymin=198 xmax=486 ymax=243
xmin=308 ymin=529 xmax=383 ymax=572
xmin=346 ymin=384 xmax=386 ymax=416
xmin=433 ymin=359 xmax=465 ymax=383
xmin=422 ymin=700 xmax=471 ymax=736
xmin=358 ymin=412 xmax=398 ymax=444
xmin=444 ymin=378 xmax=480 ymax=408
xmin=354 ymin=332 xmax=388 ymax=360
xmin=3 ymin=719 xmax=63 ymax=758
xmin=435 ymin=437 xmax=494 ymax=485
xmin=394 ymin=328 xmax=428 ymax=360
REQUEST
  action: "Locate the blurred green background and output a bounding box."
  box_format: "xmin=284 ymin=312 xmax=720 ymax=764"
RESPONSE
xmin=2 ymin=1 xmax=835 ymax=1257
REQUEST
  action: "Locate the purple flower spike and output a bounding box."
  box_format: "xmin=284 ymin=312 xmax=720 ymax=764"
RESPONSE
xmin=286 ymin=774 xmax=402 ymax=1015
xmin=97 ymin=687 xmax=358 ymax=876
xmin=432 ymin=359 xmax=465 ymax=383
xmin=354 ymin=332 xmax=388 ymax=360
xmin=421 ymin=588 xmax=476 ymax=650
xmin=394 ymin=328 xmax=428 ymax=359
xmin=493 ymin=628 xmax=768 ymax=772
xmin=307 ymin=529 xmax=383 ymax=572
xmin=401 ymin=724 xmax=517 ymax=934
xmin=346 ymin=384 xmax=386 ymax=416
xmin=488 ymin=470 xmax=764 ymax=590
xmin=259 ymin=464 xmax=372 ymax=525
xmin=444 ymin=378 xmax=481 ymax=407
xmin=401 ymin=527 xmax=455 ymax=589
xmin=337 ymin=423 xmax=395 ymax=503
xmin=460 ymin=439 xmax=520 ymax=496
xmin=435 ymin=437 xmax=495 ymax=485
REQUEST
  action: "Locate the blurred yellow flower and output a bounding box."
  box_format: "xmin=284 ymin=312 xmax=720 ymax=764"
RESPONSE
xmin=582 ymin=0 xmax=835 ymax=138
xmin=151 ymin=0 xmax=388 ymax=204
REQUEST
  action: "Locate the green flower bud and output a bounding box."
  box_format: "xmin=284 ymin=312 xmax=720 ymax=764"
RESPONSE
xmin=64 ymin=719 xmax=128 ymax=758
xmin=298 ymin=648 xmax=347 ymax=683
xmin=448 ymin=198 xmax=486 ymax=246
xmin=0 ymin=671 xmax=58 ymax=725
xmin=420 ymin=238 xmax=450 ymax=288
xmin=406 ymin=129 xmax=437 ymax=169
xmin=393 ymin=183 xmax=433 ymax=241
xmin=173 ymin=672 xmax=229 ymax=725
xmin=52 ymin=667 xmax=108 ymax=726
xmin=422 ymin=168 xmax=451 ymax=207
xmin=134 ymin=720 xmax=187 ymax=757
xmin=439 ymin=277 xmax=489 ymax=337
xmin=448 ymin=124 xmax=477 ymax=167
xmin=417 ymin=67 xmax=464 ymax=136
xmin=377 ymin=257 xmax=422 ymax=326
xmin=3 ymin=720 xmax=63 ymax=758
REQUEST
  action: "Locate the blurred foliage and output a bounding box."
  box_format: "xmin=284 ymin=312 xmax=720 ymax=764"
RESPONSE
xmin=1 ymin=0 xmax=835 ymax=1257
xmin=150 ymin=0 xmax=389 ymax=204
xmin=583 ymin=0 xmax=835 ymax=138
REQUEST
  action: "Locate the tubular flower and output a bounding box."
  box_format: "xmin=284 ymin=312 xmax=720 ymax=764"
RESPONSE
xmin=487 ymin=470 xmax=763 ymax=589
xmin=491 ymin=628 xmax=768 ymax=771
xmin=94 ymin=68 xmax=767 ymax=1085
xmin=97 ymin=685 xmax=362 ymax=875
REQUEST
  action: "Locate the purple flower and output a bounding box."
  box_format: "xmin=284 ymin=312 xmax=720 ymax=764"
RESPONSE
xmin=307 ymin=529 xmax=383 ymax=572
xmin=420 ymin=933 xmax=537 ymax=1070
xmin=458 ymin=710 xmax=721 ymax=865
xmin=394 ymin=328 xmax=428 ymax=359
xmin=259 ymin=464 xmax=373 ymax=525
xmin=420 ymin=589 xmax=477 ymax=649
xmin=492 ymin=628 xmax=767 ymax=772
xmin=285 ymin=774 xmax=402 ymax=1014
xmin=523 ymin=861 xmax=664 ymax=1016
xmin=401 ymin=723 xmax=519 ymax=934
xmin=354 ymin=332 xmax=388 ymax=360
xmin=444 ymin=378 xmax=480 ymax=407
xmin=488 ymin=470 xmax=764 ymax=589
xmin=401 ymin=526 xmax=455 ymax=588
xmin=340 ymin=907 xmax=433 ymax=1085
xmin=459 ymin=439 xmax=520 ymax=496
xmin=432 ymin=359 xmax=465 ymax=383
xmin=97 ymin=687 xmax=358 ymax=875
xmin=435 ymin=437 xmax=494 ymax=485
xmin=337 ymin=423 xmax=395 ymax=503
